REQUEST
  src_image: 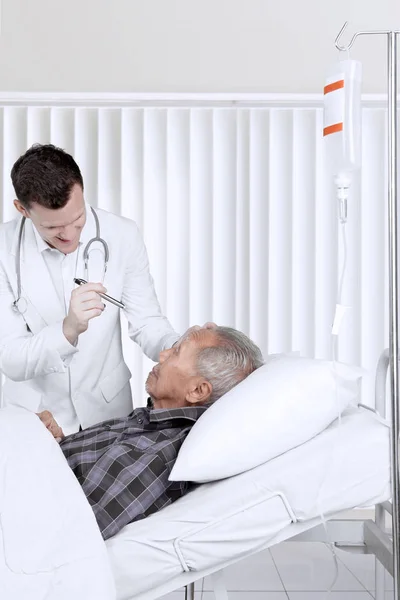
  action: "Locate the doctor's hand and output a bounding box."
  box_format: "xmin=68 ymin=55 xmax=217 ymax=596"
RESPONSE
xmin=37 ymin=410 xmax=65 ymax=443
xmin=63 ymin=282 xmax=106 ymax=345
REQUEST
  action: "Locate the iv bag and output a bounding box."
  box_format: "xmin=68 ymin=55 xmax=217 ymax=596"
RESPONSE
xmin=323 ymin=59 xmax=362 ymax=178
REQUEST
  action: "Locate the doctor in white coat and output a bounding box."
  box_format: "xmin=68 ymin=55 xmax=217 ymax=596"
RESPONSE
xmin=0 ymin=144 xmax=180 ymax=434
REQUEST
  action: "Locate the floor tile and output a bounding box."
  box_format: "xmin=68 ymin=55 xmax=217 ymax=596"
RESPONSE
xmin=385 ymin=575 xmax=394 ymax=592
xmin=270 ymin=542 xmax=365 ymax=591
xmin=335 ymin=548 xmax=375 ymax=590
xmin=288 ymin=593 xmax=373 ymax=600
xmin=335 ymin=548 xmax=393 ymax=593
xmin=194 ymin=550 xmax=285 ymax=591
xmin=195 ymin=593 xmax=288 ymax=599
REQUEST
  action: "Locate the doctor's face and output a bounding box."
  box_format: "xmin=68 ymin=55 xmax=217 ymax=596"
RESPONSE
xmin=16 ymin=184 xmax=86 ymax=254
xmin=145 ymin=328 xmax=217 ymax=410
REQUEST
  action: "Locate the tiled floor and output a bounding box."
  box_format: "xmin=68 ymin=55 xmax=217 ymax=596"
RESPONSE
xmin=159 ymin=542 xmax=394 ymax=599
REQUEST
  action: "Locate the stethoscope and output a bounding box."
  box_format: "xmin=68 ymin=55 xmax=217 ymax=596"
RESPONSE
xmin=13 ymin=206 xmax=110 ymax=315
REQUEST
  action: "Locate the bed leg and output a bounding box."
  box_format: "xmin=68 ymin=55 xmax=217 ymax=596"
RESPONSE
xmin=185 ymin=582 xmax=195 ymax=600
xmin=375 ymin=503 xmax=387 ymax=600
xmin=375 ymin=557 xmax=385 ymax=600
xmin=210 ymin=569 xmax=229 ymax=600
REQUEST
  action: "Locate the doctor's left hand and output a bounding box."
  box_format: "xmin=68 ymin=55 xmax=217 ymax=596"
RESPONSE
xmin=37 ymin=410 xmax=65 ymax=443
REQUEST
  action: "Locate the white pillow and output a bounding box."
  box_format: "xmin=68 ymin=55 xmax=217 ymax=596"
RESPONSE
xmin=169 ymin=354 xmax=364 ymax=483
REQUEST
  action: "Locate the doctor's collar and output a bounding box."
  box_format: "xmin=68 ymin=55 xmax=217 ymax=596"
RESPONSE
xmin=32 ymin=223 xmax=53 ymax=253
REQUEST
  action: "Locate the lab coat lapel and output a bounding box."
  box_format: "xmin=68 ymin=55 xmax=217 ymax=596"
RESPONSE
xmin=18 ymin=220 xmax=66 ymax=326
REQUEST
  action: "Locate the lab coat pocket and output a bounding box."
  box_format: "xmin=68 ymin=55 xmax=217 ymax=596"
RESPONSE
xmin=100 ymin=360 xmax=132 ymax=403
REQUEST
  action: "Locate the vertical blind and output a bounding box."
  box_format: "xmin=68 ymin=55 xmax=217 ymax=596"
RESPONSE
xmin=0 ymin=100 xmax=388 ymax=407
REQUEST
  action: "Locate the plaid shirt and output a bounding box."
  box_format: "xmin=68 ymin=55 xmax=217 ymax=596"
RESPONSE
xmin=60 ymin=400 xmax=209 ymax=540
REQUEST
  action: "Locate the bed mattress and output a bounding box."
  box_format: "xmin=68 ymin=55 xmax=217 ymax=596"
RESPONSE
xmin=106 ymin=407 xmax=391 ymax=599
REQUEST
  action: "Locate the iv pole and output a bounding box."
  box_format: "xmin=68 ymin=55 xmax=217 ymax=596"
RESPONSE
xmin=335 ymin=22 xmax=400 ymax=598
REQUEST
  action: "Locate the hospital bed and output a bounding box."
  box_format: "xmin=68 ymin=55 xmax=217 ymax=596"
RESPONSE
xmin=0 ymin=349 xmax=393 ymax=600
xmin=106 ymin=349 xmax=392 ymax=600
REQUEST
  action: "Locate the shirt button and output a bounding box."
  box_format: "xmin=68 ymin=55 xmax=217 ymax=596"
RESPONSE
xmin=137 ymin=418 xmax=143 ymax=424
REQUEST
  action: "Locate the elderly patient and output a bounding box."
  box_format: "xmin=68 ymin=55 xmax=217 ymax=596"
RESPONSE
xmin=39 ymin=326 xmax=263 ymax=540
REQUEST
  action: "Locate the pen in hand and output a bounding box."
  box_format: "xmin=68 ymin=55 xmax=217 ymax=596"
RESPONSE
xmin=73 ymin=278 xmax=125 ymax=309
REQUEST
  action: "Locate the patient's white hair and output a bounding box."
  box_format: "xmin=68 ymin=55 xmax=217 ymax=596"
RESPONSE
xmin=196 ymin=326 xmax=264 ymax=402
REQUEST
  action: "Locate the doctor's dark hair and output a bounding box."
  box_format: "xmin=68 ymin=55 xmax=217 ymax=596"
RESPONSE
xmin=195 ymin=326 xmax=264 ymax=403
xmin=11 ymin=144 xmax=84 ymax=210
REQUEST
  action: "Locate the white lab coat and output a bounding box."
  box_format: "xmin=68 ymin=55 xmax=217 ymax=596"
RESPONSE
xmin=0 ymin=206 xmax=179 ymax=432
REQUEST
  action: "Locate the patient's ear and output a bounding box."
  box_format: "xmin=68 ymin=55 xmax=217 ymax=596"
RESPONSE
xmin=185 ymin=379 xmax=212 ymax=405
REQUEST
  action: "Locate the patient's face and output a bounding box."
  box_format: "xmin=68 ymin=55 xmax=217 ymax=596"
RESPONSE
xmin=145 ymin=328 xmax=218 ymax=409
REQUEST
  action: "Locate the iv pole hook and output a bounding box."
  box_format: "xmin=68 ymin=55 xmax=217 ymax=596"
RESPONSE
xmin=335 ymin=21 xmax=394 ymax=52
xmin=335 ymin=22 xmax=355 ymax=51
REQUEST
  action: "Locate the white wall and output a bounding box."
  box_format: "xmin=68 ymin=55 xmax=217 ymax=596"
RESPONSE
xmin=0 ymin=0 xmax=398 ymax=93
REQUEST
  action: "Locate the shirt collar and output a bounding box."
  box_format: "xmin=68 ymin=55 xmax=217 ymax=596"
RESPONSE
xmin=146 ymin=397 xmax=211 ymax=424
xmin=32 ymin=223 xmax=51 ymax=253
xmin=32 ymin=202 xmax=94 ymax=254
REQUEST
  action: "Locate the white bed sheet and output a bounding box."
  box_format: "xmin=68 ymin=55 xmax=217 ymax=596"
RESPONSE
xmin=106 ymin=407 xmax=391 ymax=600
xmin=0 ymin=407 xmax=116 ymax=600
